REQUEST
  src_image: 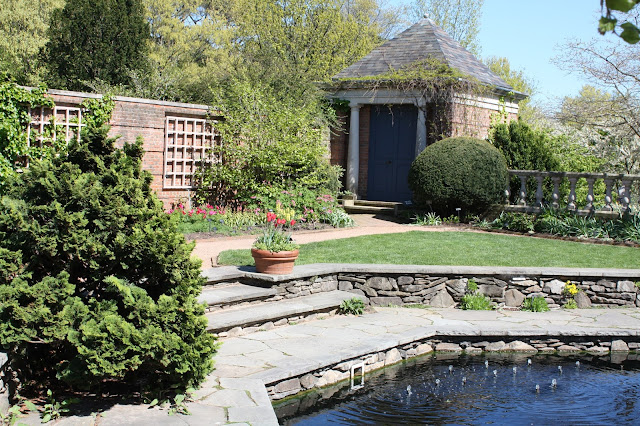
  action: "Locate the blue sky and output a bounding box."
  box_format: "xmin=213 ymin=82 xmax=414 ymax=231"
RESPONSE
xmin=390 ymin=1 xmax=610 ymax=105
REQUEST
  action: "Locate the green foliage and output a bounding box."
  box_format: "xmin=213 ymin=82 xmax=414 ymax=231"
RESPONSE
xmin=323 ymin=210 xmax=355 ymax=228
xmin=492 ymin=212 xmax=536 ymax=233
xmin=490 ymin=121 xmax=561 ymax=205
xmin=0 ymin=120 xmax=217 ymax=396
xmin=563 ymin=298 xmax=578 ymax=309
xmin=195 ymin=77 xmax=342 ymax=211
xmin=339 ymin=297 xmax=365 ymax=315
xmin=460 ymin=293 xmax=493 ymax=310
xmin=490 ymin=208 xmax=640 ymax=243
xmin=0 ymin=0 xmax=64 ymax=85
xmin=41 ymin=389 xmax=78 ymax=423
xmin=600 ymin=0 xmax=640 ymax=44
xmin=46 ymin=0 xmax=149 ymax=91
xmin=460 ymin=279 xmax=492 ymax=310
xmin=0 ymin=80 xmax=60 ymax=194
xmin=522 ymin=296 xmax=550 ymax=312
xmin=412 ymin=212 xmax=442 ymax=226
xmin=228 ymin=0 xmax=385 ymax=84
xmin=408 ymin=136 xmax=508 ymax=217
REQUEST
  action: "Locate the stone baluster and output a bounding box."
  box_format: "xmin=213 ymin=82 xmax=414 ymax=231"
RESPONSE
xmin=567 ymin=177 xmax=578 ymax=211
xmin=535 ymin=176 xmax=544 ymax=207
xmin=603 ymin=177 xmax=614 ymax=211
xmin=551 ymin=176 xmax=562 ymax=208
xmin=585 ymin=178 xmax=595 ymax=211
xmin=619 ymin=179 xmax=631 ymax=212
xmin=518 ymin=175 xmax=527 ymax=206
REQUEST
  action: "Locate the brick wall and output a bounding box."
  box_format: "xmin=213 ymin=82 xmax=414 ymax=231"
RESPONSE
xmin=358 ymin=106 xmax=370 ymax=199
xmin=41 ymin=89 xmax=218 ymax=208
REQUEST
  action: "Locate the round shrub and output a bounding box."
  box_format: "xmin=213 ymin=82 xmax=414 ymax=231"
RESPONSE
xmin=0 ymin=122 xmax=217 ymax=396
xmin=408 ymin=136 xmax=508 ymax=216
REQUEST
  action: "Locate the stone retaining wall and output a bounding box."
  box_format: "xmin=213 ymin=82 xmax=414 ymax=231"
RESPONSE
xmin=239 ymin=272 xmax=640 ymax=310
xmin=266 ymin=335 xmax=639 ymax=400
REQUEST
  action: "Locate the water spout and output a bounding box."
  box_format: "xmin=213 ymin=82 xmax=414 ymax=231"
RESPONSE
xmin=527 ymin=358 xmax=532 ymax=366
xmin=485 ymin=360 xmax=489 ymax=369
xmin=558 ymin=366 xmax=563 ymax=374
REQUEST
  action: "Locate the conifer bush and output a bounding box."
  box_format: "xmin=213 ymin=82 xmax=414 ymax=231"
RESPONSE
xmin=408 ymin=137 xmax=508 ymax=217
xmin=0 ymin=118 xmax=217 ymax=396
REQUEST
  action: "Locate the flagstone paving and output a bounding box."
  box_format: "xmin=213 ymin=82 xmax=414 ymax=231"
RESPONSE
xmin=9 ymin=306 xmax=640 ymax=425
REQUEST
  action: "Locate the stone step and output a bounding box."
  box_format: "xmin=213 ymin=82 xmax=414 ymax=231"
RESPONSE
xmin=198 ymin=283 xmax=278 ymax=308
xmin=354 ymin=200 xmax=403 ymax=208
xmin=343 ymin=204 xmax=396 ymax=215
xmin=206 ymin=291 xmax=364 ymax=334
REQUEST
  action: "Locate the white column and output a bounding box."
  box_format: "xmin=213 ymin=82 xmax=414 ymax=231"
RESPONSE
xmin=346 ymin=104 xmax=360 ymax=195
xmin=415 ymin=104 xmax=427 ymax=157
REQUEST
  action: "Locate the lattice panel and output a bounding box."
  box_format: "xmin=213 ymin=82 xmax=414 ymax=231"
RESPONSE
xmin=164 ymin=116 xmax=216 ymax=189
xmin=27 ymin=105 xmax=84 ymax=147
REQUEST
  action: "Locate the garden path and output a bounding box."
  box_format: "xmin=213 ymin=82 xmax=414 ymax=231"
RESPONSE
xmin=191 ymin=214 xmax=470 ymax=268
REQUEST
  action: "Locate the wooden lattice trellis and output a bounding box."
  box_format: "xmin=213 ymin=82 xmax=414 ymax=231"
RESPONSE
xmin=163 ymin=116 xmax=217 ymax=189
xmin=27 ymin=105 xmax=84 ymax=147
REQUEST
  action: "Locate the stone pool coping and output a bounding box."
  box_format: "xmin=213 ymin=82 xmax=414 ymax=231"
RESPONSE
xmin=203 ymin=263 xmax=640 ymax=283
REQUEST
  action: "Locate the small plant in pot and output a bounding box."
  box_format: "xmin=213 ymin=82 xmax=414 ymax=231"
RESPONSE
xmin=252 ymin=206 xmax=300 ymax=274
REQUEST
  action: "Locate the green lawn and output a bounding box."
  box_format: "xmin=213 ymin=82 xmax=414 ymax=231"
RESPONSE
xmin=217 ymin=231 xmax=640 ymax=269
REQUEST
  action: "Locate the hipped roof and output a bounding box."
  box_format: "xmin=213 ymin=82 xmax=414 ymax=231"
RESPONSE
xmin=333 ymin=18 xmax=524 ymax=98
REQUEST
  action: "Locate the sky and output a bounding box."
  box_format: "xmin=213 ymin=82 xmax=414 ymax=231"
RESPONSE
xmin=390 ymin=0 xmax=612 ymax=107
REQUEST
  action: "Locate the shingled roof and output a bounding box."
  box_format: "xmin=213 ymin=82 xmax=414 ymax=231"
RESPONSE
xmin=333 ymin=18 xmax=520 ymax=95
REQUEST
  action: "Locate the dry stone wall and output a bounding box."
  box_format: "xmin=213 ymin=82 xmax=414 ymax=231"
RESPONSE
xmin=235 ymin=273 xmax=640 ymax=310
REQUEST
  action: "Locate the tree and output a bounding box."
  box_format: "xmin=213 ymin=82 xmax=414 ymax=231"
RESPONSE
xmin=407 ymin=0 xmax=484 ymax=55
xmin=225 ymin=0 xmax=385 ymax=85
xmin=0 ymin=104 xmax=216 ymax=396
xmin=0 ymin=0 xmax=64 ymax=84
xmin=46 ymin=0 xmax=149 ymax=91
xmin=484 ymin=56 xmax=538 ymax=123
xmin=599 ymin=0 xmax=640 ymax=44
xmin=554 ymin=38 xmax=640 ymax=173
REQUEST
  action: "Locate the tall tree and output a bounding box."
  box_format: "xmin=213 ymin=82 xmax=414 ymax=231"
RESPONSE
xmin=226 ymin=0 xmax=385 ymax=84
xmin=46 ymin=0 xmax=149 ymax=91
xmin=484 ymin=56 xmax=538 ymax=123
xmin=407 ymin=0 xmax=484 ymax=55
xmin=0 ymin=0 xmax=64 ymax=84
xmin=554 ymin=38 xmax=640 ymax=173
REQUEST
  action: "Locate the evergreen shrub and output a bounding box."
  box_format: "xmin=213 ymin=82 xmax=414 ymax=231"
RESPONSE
xmin=0 ymin=119 xmax=217 ymax=396
xmin=408 ymin=137 xmax=508 ymax=217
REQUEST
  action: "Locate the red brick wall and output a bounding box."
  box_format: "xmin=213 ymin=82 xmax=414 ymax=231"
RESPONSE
xmin=358 ymin=106 xmax=370 ymax=199
xmin=43 ymin=90 xmax=216 ymax=208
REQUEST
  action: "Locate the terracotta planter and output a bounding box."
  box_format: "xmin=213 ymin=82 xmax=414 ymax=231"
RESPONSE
xmin=251 ymin=248 xmax=299 ymax=275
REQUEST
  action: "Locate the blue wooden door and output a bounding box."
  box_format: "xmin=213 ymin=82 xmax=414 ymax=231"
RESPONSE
xmin=367 ymin=105 xmax=417 ymax=202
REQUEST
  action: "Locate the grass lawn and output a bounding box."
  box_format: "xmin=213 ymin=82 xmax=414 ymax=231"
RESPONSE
xmin=217 ymin=231 xmax=640 ymax=269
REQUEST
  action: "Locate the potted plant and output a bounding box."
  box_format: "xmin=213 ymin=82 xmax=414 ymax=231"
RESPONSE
xmin=252 ymin=209 xmax=300 ymax=274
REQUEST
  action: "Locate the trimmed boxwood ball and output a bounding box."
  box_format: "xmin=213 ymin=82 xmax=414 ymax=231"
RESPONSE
xmin=408 ymin=136 xmax=508 ymax=216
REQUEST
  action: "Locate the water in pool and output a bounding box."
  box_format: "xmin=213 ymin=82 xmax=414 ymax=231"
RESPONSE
xmin=274 ymin=353 xmax=640 ymax=425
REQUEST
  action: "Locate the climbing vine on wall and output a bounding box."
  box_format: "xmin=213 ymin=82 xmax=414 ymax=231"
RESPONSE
xmin=0 ymin=79 xmax=57 ymax=193
xmin=0 ymin=77 xmax=116 ymax=193
xmin=334 ymin=57 xmax=488 ymax=144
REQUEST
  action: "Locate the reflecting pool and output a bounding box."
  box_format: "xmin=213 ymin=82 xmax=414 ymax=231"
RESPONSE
xmin=275 ymin=353 xmax=640 ymax=425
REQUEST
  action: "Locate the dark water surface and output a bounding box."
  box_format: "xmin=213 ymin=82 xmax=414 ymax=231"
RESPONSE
xmin=275 ymin=353 xmax=640 ymax=425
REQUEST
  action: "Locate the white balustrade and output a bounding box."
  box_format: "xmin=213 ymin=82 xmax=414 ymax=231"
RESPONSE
xmin=505 ymin=170 xmax=640 ymax=216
